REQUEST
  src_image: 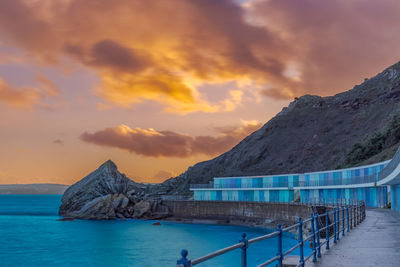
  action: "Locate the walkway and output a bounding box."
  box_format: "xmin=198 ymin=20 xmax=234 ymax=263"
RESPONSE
xmin=306 ymin=208 xmax=400 ymax=267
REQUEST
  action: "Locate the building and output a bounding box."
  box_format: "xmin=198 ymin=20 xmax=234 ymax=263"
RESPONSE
xmin=191 ymin=147 xmax=400 ymax=213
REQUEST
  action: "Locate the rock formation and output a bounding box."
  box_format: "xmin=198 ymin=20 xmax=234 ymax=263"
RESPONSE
xmin=59 ymin=160 xmax=171 ymax=220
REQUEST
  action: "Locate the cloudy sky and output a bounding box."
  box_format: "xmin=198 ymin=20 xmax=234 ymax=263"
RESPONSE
xmin=1 ymin=0 xmax=400 ymax=184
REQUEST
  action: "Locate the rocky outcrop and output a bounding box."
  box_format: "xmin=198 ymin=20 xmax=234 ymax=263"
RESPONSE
xmin=59 ymin=160 xmax=171 ymax=220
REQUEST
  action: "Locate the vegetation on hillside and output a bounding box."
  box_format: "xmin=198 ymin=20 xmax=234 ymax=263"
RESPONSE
xmin=345 ymin=115 xmax=400 ymax=166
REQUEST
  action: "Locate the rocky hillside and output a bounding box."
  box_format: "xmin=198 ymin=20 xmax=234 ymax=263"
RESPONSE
xmin=163 ymin=61 xmax=400 ymax=194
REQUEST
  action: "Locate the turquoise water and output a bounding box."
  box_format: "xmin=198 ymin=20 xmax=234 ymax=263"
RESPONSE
xmin=0 ymin=195 xmax=308 ymax=266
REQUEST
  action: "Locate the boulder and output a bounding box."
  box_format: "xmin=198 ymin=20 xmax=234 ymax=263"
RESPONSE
xmin=133 ymin=200 xmax=151 ymax=218
xmin=69 ymin=194 xmax=116 ymax=219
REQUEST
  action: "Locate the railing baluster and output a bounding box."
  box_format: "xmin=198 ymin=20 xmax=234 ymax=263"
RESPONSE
xmin=177 ymin=249 xmax=191 ymax=267
xmin=315 ymin=212 xmax=321 ymax=258
xmin=336 ymin=207 xmax=340 ymax=240
xmin=325 ymin=210 xmax=330 ymax=250
xmin=240 ymin=233 xmax=248 ymax=267
xmin=350 ymin=203 xmax=353 ymax=230
xmin=333 ymin=208 xmax=337 ymax=244
xmin=342 ymin=207 xmax=345 ymax=236
xmin=310 ymin=213 xmax=317 ymax=262
xmin=277 ymin=224 xmax=283 ymax=267
xmin=298 ymin=217 xmax=305 ymax=267
xmin=356 ymin=203 xmax=358 ymax=226
xmin=346 ymin=205 xmax=350 ymax=232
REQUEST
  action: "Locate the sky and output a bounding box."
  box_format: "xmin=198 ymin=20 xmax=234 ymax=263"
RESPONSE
xmin=1 ymin=0 xmax=400 ymax=185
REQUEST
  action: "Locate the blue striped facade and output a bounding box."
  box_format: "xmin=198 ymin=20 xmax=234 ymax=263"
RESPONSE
xmin=391 ymin=185 xmax=400 ymax=212
xmin=302 ymin=162 xmax=387 ymax=186
xmin=213 ymin=174 xmax=299 ymax=188
xmin=299 ymin=187 xmax=388 ymax=208
xmin=211 ymin=161 xmax=388 ymax=189
xmin=192 ymin=161 xmax=392 ymax=208
xmin=194 ymin=189 xmax=294 ymax=202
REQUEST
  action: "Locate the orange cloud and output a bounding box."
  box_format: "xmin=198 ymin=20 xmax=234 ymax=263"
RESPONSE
xmin=36 ymin=74 xmax=59 ymax=97
xmin=0 ymin=75 xmax=59 ymax=109
xmin=0 ymin=77 xmax=42 ymax=109
xmin=0 ymin=0 xmax=292 ymax=112
xmin=153 ymin=170 xmax=174 ymax=181
xmin=250 ymin=0 xmax=400 ymax=97
xmin=80 ymin=122 xmax=262 ymax=157
xmin=1 ymin=0 xmax=400 ymax=109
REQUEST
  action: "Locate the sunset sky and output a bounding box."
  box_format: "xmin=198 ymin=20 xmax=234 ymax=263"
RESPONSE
xmin=1 ymin=0 xmax=400 ymax=185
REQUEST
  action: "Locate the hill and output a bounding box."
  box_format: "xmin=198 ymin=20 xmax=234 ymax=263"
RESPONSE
xmin=161 ymin=61 xmax=400 ymax=194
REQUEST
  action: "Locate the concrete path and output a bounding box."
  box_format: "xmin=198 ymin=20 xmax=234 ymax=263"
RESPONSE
xmin=306 ymin=208 xmax=400 ymax=267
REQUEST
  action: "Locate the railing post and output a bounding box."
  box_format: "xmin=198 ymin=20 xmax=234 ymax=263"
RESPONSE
xmin=349 ymin=203 xmax=353 ymax=230
xmin=342 ymin=206 xmax=345 ymax=236
xmin=336 ymin=207 xmax=340 ymax=241
xmin=356 ymin=203 xmax=358 ymax=226
xmin=177 ymin=249 xmax=192 ymax=267
xmin=325 ymin=210 xmax=330 ymax=250
xmin=277 ymin=224 xmax=283 ymax=267
xmin=240 ymin=233 xmax=248 ymax=267
xmin=346 ymin=205 xmax=350 ymax=232
xmin=310 ymin=213 xmax=317 ymax=262
xmin=361 ymin=202 xmax=364 ymax=222
xmin=363 ymin=202 xmax=366 ymax=220
xmin=315 ymin=212 xmax=321 ymax=258
xmin=333 ymin=208 xmax=337 ymax=244
xmin=298 ymin=217 xmax=305 ymax=267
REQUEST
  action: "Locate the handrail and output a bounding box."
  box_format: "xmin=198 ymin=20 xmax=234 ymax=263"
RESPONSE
xmin=175 ymin=200 xmax=366 ymax=267
xmin=191 ymin=243 xmax=244 ymax=265
xmin=248 ymin=231 xmax=279 ymax=244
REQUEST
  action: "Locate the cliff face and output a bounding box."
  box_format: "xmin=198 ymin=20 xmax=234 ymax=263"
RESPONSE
xmin=164 ymin=61 xmax=400 ymax=194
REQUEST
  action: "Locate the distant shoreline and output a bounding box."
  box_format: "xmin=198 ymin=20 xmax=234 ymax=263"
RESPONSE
xmin=0 ymin=184 xmax=68 ymax=195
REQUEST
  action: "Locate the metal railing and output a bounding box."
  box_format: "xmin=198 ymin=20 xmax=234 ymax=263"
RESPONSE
xmin=175 ymin=200 xmax=366 ymax=267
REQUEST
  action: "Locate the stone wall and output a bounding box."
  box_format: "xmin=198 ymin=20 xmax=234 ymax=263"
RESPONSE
xmin=163 ymin=200 xmax=313 ymax=224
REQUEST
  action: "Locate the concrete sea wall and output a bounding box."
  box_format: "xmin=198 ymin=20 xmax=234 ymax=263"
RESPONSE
xmin=162 ymin=200 xmax=313 ymax=224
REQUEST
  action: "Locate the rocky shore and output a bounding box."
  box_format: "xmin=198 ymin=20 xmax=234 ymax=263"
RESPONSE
xmin=59 ymin=160 xmax=171 ymax=220
xmin=58 ymin=160 xmax=319 ymax=241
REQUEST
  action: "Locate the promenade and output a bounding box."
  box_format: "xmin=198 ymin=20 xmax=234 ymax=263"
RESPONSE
xmin=306 ymin=208 xmax=400 ymax=267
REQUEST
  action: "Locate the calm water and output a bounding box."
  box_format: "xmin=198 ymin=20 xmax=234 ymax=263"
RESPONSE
xmin=0 ymin=195 xmax=308 ymax=266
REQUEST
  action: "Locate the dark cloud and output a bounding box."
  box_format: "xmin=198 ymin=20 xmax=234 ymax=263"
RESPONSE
xmin=90 ymin=40 xmax=147 ymax=72
xmin=53 ymin=139 xmax=63 ymax=145
xmin=260 ymin=88 xmax=294 ymax=101
xmin=80 ymin=123 xmax=261 ymax=157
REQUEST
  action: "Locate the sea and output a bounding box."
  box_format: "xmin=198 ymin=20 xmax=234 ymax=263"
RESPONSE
xmin=0 ymin=195 xmax=308 ymax=266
